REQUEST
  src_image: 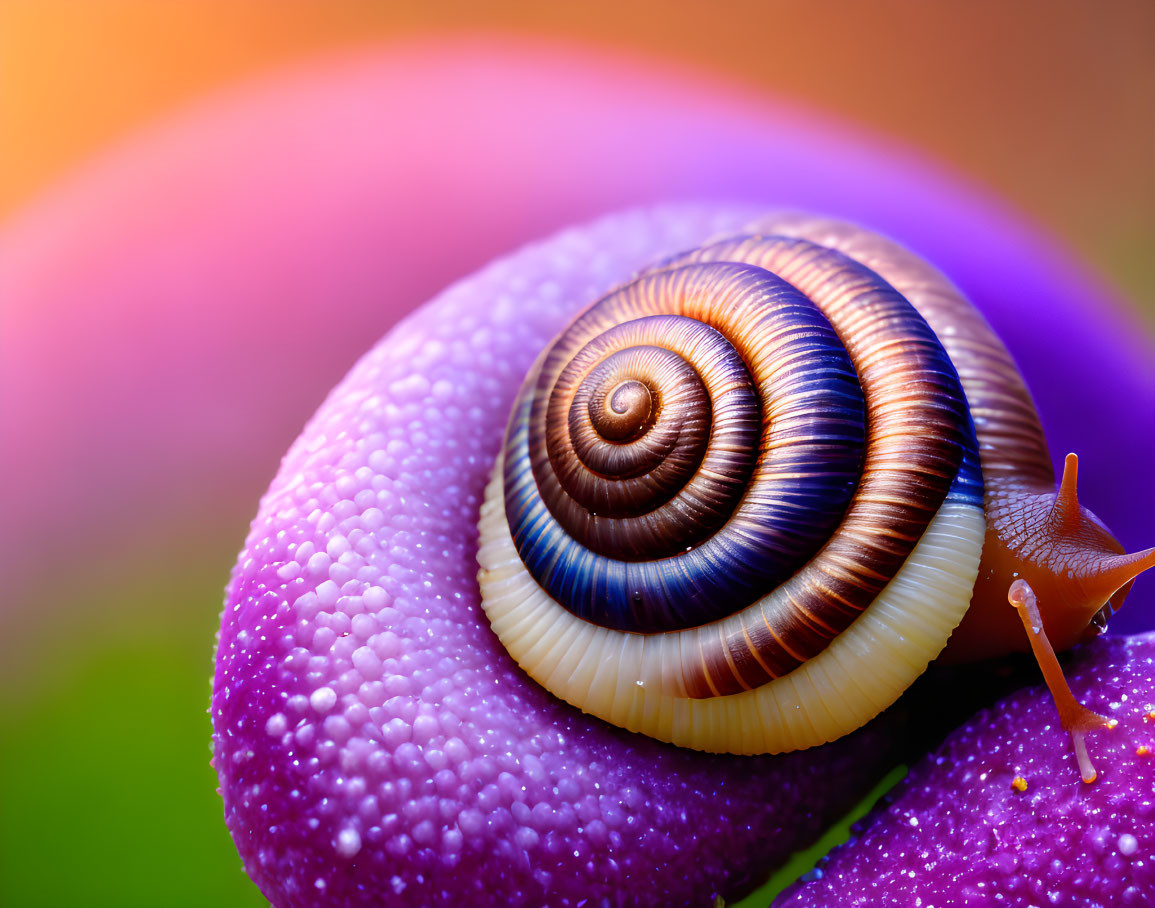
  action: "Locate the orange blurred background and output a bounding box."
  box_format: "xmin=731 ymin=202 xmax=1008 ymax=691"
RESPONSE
xmin=2 ymin=4 xmax=1152 ymax=907
xmin=3 ymin=0 xmax=1153 ymax=315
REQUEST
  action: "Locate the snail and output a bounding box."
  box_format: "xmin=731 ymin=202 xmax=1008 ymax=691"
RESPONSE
xmin=477 ymin=213 xmax=1155 ymax=769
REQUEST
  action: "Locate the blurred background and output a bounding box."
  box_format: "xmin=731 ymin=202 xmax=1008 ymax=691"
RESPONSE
xmin=1 ymin=3 xmax=1152 ymax=906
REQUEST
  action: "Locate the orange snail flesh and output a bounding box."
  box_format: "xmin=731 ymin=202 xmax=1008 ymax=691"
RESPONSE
xmin=477 ymin=215 xmax=1155 ymax=758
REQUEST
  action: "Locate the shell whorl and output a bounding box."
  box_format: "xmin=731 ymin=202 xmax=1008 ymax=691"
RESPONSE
xmin=478 ymin=221 xmax=989 ymax=754
xmin=508 ymin=262 xmax=869 ymax=638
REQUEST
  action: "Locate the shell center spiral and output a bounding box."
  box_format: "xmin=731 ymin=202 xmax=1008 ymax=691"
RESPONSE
xmin=597 ymin=380 xmax=652 ymax=441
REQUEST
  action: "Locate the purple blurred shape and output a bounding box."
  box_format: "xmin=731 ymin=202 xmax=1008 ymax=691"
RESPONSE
xmin=2 ymin=37 xmax=1150 ymax=656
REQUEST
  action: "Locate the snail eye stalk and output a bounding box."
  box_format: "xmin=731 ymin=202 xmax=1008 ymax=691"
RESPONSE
xmin=1008 ymin=578 xmax=1114 ymax=783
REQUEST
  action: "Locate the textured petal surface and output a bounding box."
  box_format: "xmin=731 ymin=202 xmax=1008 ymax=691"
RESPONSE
xmin=212 ymin=204 xmax=911 ymax=907
xmin=775 ymin=629 xmax=1155 ymax=907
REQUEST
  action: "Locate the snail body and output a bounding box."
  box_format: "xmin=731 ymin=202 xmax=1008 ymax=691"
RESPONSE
xmin=478 ymin=214 xmax=1154 ymax=755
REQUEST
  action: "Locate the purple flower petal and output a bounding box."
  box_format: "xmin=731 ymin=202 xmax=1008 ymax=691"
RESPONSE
xmin=212 ymin=205 xmax=906 ymax=907
xmin=212 ymin=193 xmax=1154 ymax=905
xmin=775 ymin=628 xmax=1155 ymax=907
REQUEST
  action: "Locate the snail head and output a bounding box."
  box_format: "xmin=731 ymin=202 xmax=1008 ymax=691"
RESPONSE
xmin=1044 ymin=453 xmax=1155 ymax=640
xmin=952 ymin=452 xmax=1155 ymax=662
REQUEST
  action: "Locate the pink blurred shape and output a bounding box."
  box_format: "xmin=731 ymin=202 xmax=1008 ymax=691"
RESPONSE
xmin=1 ymin=35 xmax=1151 ymax=654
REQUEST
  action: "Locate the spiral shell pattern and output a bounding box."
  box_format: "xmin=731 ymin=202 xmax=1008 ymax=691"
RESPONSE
xmin=478 ymin=221 xmax=988 ymax=754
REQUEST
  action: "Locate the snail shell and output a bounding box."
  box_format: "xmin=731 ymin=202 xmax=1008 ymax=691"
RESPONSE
xmin=478 ymin=215 xmax=1154 ymax=756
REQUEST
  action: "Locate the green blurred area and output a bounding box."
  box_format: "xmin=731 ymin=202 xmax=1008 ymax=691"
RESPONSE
xmin=0 ymin=623 xmax=265 ymax=908
xmin=731 ymin=765 xmax=906 ymax=907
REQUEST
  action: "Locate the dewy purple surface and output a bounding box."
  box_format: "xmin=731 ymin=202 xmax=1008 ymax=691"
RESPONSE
xmin=212 ymin=201 xmax=1154 ymax=906
xmin=775 ymin=631 xmax=1155 ymax=908
xmin=212 ymin=204 xmax=907 ymax=907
